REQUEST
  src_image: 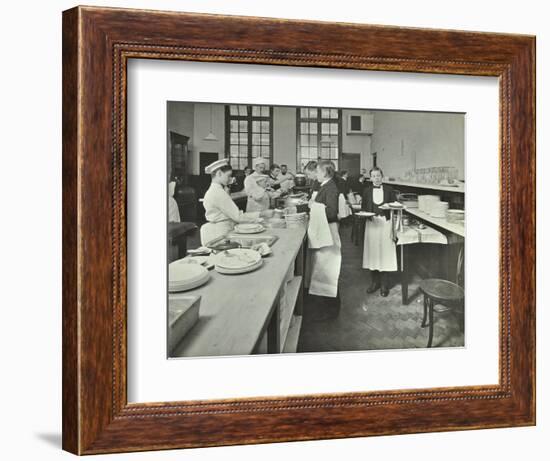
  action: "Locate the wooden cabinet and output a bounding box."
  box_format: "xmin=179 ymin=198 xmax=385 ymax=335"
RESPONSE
xmin=170 ymin=131 xmax=197 ymax=222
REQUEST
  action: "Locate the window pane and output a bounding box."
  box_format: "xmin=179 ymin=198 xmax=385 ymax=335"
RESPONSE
xmin=321 ymin=123 xmax=330 ymax=134
xmin=330 ymin=123 xmax=338 ymax=135
xmin=309 ymin=134 xmax=317 ymax=146
xmin=229 ymin=105 xmax=272 ymax=166
xmin=321 ymin=108 xmax=330 ymax=118
xmin=300 ymin=135 xmax=308 ymax=146
xmin=230 ymin=158 xmax=239 ymax=168
xmin=330 ymin=109 xmax=338 ymax=119
xmin=309 ymin=123 xmax=318 ymax=134
xmin=300 ymin=108 xmax=308 ymax=118
xmin=308 ymin=108 xmax=318 ymax=118
xmin=301 ymin=147 xmax=310 ymax=156
xmin=331 ymin=147 xmax=338 ymax=158
xmin=310 ymin=147 xmax=318 ymax=157
xmin=300 ymin=122 xmax=309 ymax=134
xmin=332 ymin=160 xmax=338 ymax=170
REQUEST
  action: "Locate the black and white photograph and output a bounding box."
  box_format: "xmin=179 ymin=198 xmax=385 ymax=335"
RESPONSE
xmin=167 ymin=102 xmax=465 ymax=358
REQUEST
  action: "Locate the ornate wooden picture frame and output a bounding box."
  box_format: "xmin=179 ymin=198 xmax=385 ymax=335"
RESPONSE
xmin=62 ymin=5 xmax=535 ymax=455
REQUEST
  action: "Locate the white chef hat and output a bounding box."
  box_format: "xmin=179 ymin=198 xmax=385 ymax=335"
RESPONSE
xmin=204 ymin=158 xmax=229 ymax=174
xmin=252 ymin=156 xmax=268 ymax=168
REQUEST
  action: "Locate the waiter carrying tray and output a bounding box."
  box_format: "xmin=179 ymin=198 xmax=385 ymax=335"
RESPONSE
xmin=361 ymin=166 xmax=398 ymax=297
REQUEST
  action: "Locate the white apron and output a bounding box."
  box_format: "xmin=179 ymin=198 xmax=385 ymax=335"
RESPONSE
xmin=337 ymin=193 xmax=351 ymax=219
xmin=308 ymin=222 xmax=342 ymax=298
xmin=362 ymin=216 xmax=397 ymax=271
xmin=200 ymin=220 xmax=234 ymax=246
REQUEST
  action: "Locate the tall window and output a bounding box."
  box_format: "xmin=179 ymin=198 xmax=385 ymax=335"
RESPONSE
xmin=226 ymin=105 xmax=273 ymax=170
xmin=297 ymin=107 xmax=342 ymax=170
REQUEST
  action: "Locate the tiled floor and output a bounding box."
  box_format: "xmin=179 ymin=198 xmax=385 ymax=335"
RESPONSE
xmin=297 ymin=223 xmax=465 ymax=352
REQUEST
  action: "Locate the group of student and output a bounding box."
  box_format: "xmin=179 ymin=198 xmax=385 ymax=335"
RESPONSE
xmin=197 ymin=157 xmax=398 ymax=320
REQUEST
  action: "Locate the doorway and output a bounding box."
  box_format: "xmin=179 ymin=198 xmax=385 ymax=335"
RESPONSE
xmin=197 ymin=152 xmax=219 ymax=196
xmin=199 ymin=152 xmax=220 ymax=178
xmin=340 ymin=152 xmax=361 ymax=189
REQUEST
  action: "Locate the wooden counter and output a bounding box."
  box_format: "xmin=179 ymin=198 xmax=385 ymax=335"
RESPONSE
xmin=169 ymin=226 xmax=306 ymax=358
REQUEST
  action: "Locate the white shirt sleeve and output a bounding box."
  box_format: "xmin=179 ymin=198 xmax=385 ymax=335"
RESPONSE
xmin=244 ymin=175 xmax=267 ymax=201
xmin=208 ymin=184 xmax=260 ymax=223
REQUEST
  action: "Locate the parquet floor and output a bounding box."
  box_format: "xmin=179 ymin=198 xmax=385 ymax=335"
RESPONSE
xmin=297 ymin=224 xmax=465 ymax=352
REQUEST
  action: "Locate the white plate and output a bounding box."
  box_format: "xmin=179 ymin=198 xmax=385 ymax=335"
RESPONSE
xmin=379 ymin=203 xmax=407 ymax=210
xmin=169 ymin=260 xmax=208 ymax=284
xmin=168 ymin=273 xmax=210 ymax=292
xmin=285 ymin=212 xmax=306 ymax=218
xmin=355 ymin=211 xmax=375 ymax=217
xmin=214 ymin=248 xmax=262 ymax=270
xmin=181 ymin=255 xmax=215 ymax=270
xmin=233 ymin=224 xmax=265 ymax=234
xmin=168 ymin=262 xmax=210 ymax=292
xmin=215 ymin=259 xmax=263 ymax=275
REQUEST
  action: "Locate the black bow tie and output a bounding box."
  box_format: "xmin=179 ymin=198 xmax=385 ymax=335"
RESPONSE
xmin=373 ymin=185 xmax=382 ymax=189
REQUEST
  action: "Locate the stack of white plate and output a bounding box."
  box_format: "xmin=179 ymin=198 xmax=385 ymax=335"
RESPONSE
xmin=431 ymin=201 xmax=449 ymax=218
xmin=233 ymin=223 xmax=265 ymax=234
xmin=398 ymin=193 xmax=418 ymax=208
xmin=168 ymin=260 xmax=210 ymax=292
xmin=418 ymin=195 xmax=441 ymax=214
xmin=284 ymin=212 xmax=307 ymax=228
xmin=446 ymin=209 xmax=465 ymax=224
xmin=214 ymin=248 xmax=263 ymax=275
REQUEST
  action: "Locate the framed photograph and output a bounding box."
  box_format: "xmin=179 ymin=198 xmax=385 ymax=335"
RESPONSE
xmin=62 ymin=6 xmax=535 ymax=455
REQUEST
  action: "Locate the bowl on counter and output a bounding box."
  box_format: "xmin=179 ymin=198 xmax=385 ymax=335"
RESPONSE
xmin=294 ymin=173 xmax=306 ymax=187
